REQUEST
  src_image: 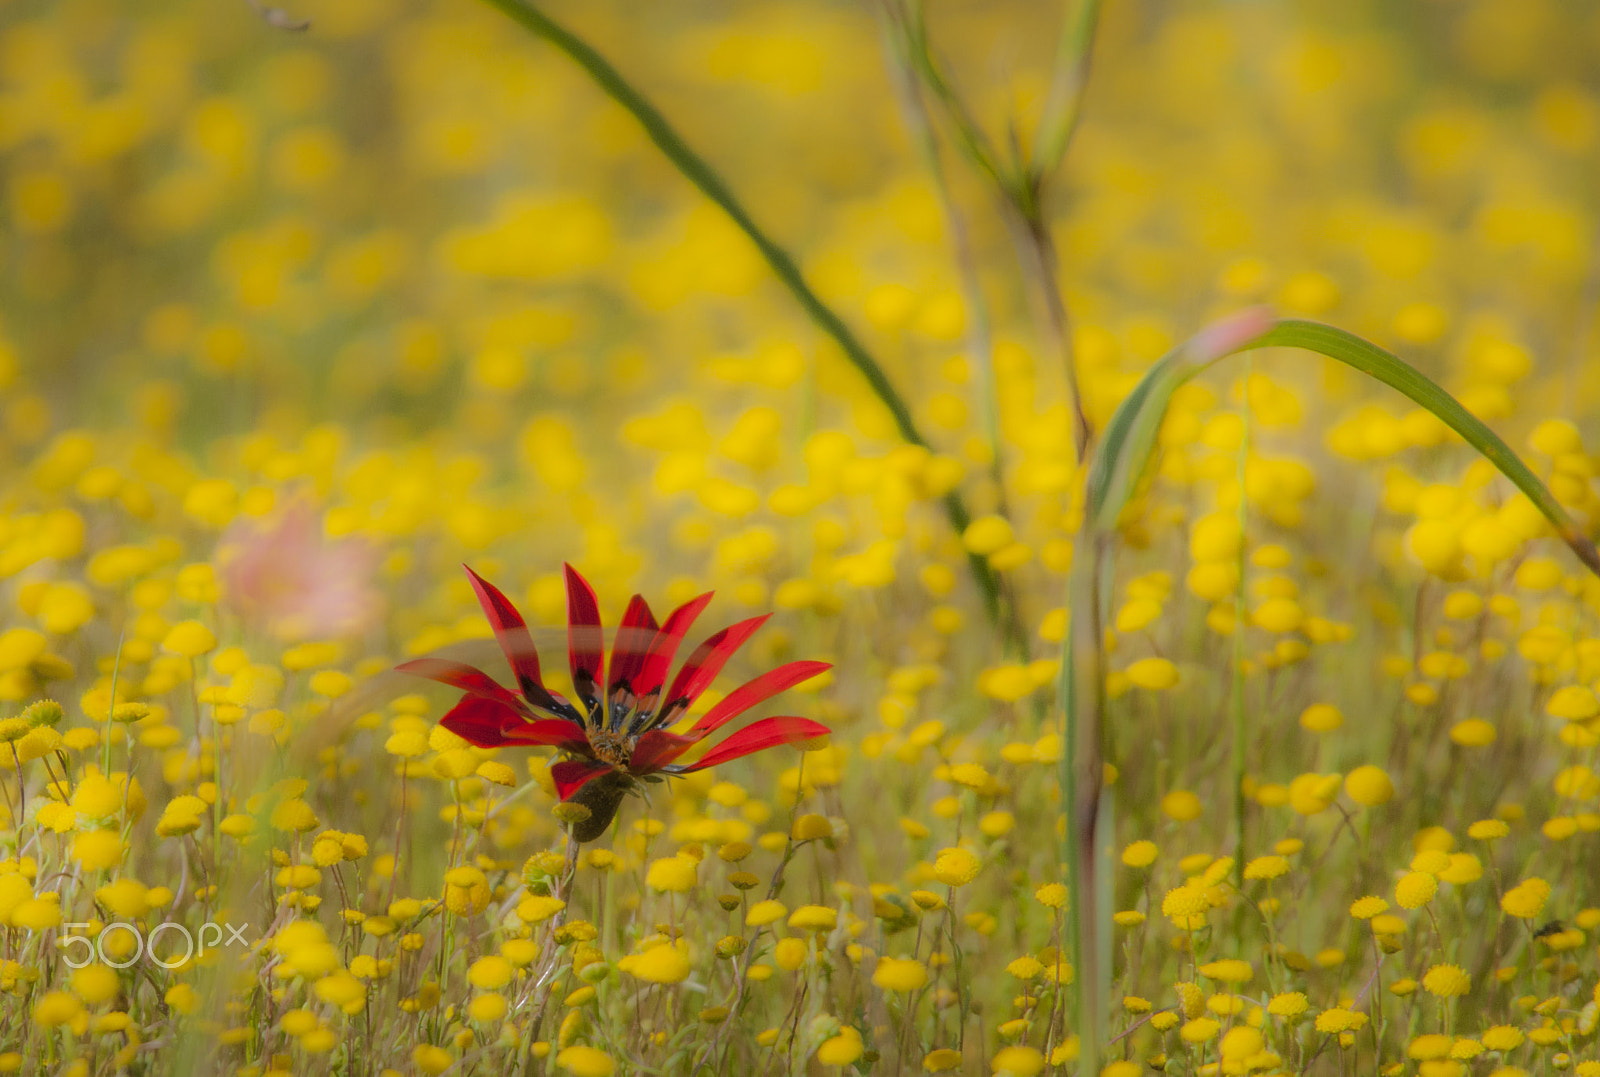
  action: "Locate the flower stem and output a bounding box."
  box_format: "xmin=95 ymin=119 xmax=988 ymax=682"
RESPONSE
xmin=1232 ymin=357 xmax=1252 ymax=883
xmin=475 ymin=0 xmax=1007 ymax=633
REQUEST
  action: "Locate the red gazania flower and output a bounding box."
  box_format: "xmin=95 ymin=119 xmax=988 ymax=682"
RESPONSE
xmin=397 ymin=564 xmax=831 ymax=841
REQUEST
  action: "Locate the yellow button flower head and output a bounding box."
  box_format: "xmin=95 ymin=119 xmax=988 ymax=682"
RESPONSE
xmin=71 ymin=964 xmax=119 ymax=1005
xmin=311 ymin=835 xmax=345 ymax=867
xmin=932 ymin=848 xmax=980 ymax=887
xmin=617 ymin=942 xmax=690 ymax=985
xmin=745 ymin=900 xmax=786 ymax=927
xmin=1468 ymin=819 xmax=1510 ymax=841
xmin=1501 ymin=878 xmax=1551 ymax=920
xmin=1395 ymin=871 xmax=1438 ymax=909
xmin=1299 ymin=703 xmax=1343 ymax=732
xmin=33 ymin=991 xmax=82 ymax=1029
xmin=1005 ymin=956 xmax=1043 ymax=979
xmin=791 ymin=813 xmax=834 ymax=841
xmin=1288 ymin=773 xmax=1341 ymax=815
xmin=1121 ymin=840 xmax=1158 ymax=868
xmin=1314 ymin=1008 xmax=1367 ymax=1034
xmin=315 ymin=971 xmax=366 ymax=1013
xmin=467 ymin=956 xmax=513 ymax=990
xmin=1450 ymin=719 xmax=1496 ymax=747
xmin=788 ymin=905 xmax=838 ymax=932
xmin=1267 ymin=991 xmax=1308 ymax=1017
xmin=1219 ymin=1026 xmax=1264 ymax=1061
xmin=71 ymin=830 xmax=125 ymax=870
xmin=818 ymin=1026 xmax=864 ymax=1066
xmin=1198 ymin=959 xmax=1253 ymax=984
xmin=644 ymin=856 xmax=697 ymax=894
xmin=1160 ymin=790 xmax=1202 ymax=822
xmin=962 ymin=516 xmax=1012 ymax=556
xmin=1243 ymin=855 xmax=1288 ymax=880
xmin=70 ymin=773 xmax=124 ymax=821
xmin=1440 ymin=853 xmax=1483 ymax=885
xmin=773 ymin=937 xmax=808 ymax=971
xmin=1350 ymin=896 xmax=1389 ymax=919
xmin=1034 ymin=883 xmax=1068 ymax=908
xmin=385 ymin=731 xmax=427 ymax=758
xmin=156 ymin=795 xmax=207 ymax=837
xmin=0 ymin=628 xmax=48 ymax=672
xmin=554 ymin=1045 xmax=614 ymax=1077
xmin=1422 ymin=963 xmax=1470 ymax=998
xmin=162 ymin=620 xmax=217 ymax=658
xmin=409 ymin=1043 xmax=454 ymax=1068
xmin=1547 ymin=685 xmax=1600 ymax=720
xmin=873 ymin=957 xmax=928 ymax=993
xmin=1481 ymin=1026 xmax=1524 ymax=1051
xmin=1408 ymin=1033 xmax=1453 ymax=1060
xmin=1126 ymin=657 xmax=1179 ymax=691
xmin=1344 ymin=765 xmax=1395 ymax=806
xmin=1162 ymin=885 xmax=1209 ymax=928
xmin=95 ymin=878 xmax=149 ymax=919
xmin=444 ymin=866 xmax=490 ymax=916
xmin=1174 ymin=981 xmax=1205 ymax=1019
xmin=990 ymin=1045 xmax=1044 ymax=1076
xmin=469 ymin=994 xmax=507 ymax=1022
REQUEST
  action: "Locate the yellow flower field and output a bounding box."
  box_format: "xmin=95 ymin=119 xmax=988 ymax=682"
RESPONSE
xmin=2 ymin=0 xmax=1600 ymax=1074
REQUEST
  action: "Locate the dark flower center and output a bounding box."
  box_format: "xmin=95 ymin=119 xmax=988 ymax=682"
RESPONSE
xmin=588 ymin=727 xmax=634 ymax=769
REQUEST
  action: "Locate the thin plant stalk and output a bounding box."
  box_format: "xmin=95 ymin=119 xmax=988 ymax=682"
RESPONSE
xmin=475 ymin=0 xmax=1008 ymax=632
xmin=875 ymin=0 xmax=1031 ymax=658
xmin=886 ymin=0 xmax=1102 ymax=460
xmin=1007 ymin=209 xmax=1091 ymax=460
xmin=1032 ymin=0 xmax=1104 ymax=186
xmin=876 ymin=0 xmax=1004 ymax=496
xmin=1231 ymin=359 xmax=1252 ymax=882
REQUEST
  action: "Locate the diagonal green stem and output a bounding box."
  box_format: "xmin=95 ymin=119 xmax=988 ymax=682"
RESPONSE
xmin=475 ymin=0 xmax=1007 ymax=632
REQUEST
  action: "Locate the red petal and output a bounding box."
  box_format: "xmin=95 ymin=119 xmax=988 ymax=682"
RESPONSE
xmin=606 ymin=594 xmax=659 ymax=709
xmin=462 ymin=566 xmax=551 ymax=705
xmin=657 ymin=615 xmax=771 ymax=724
xmin=396 ymin=658 xmax=529 ymax=715
xmin=628 ymin=728 xmax=695 ymax=773
xmin=438 ymin=696 xmax=528 ymax=748
xmin=686 ymin=660 xmax=831 ymax=739
xmin=551 ymin=759 xmax=612 ymax=800
xmin=565 ymin=563 xmax=604 ymax=714
xmin=677 ymin=717 xmax=832 ymax=773
xmin=502 ymin=718 xmax=592 ymax=752
xmin=634 ymin=592 xmax=713 ymax=705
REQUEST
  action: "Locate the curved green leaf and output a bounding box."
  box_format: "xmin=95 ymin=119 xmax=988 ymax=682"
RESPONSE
xmin=1088 ymin=316 xmax=1600 ymax=575
xmin=1064 ymin=313 xmax=1600 ymax=1068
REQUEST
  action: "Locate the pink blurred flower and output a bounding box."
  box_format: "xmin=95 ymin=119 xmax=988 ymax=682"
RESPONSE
xmin=216 ymin=498 xmax=382 ymax=640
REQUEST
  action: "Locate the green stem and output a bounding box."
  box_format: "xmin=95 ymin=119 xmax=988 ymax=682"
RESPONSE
xmin=1031 ymin=0 xmax=1104 ymax=187
xmin=1232 ymin=357 xmax=1252 ymax=882
xmin=1059 ymin=528 xmax=1109 ymax=1074
xmin=877 ymin=4 xmax=1006 ymax=494
xmin=478 ymin=0 xmax=1007 ymax=629
xmin=1061 ymin=311 xmax=1600 ymax=1074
